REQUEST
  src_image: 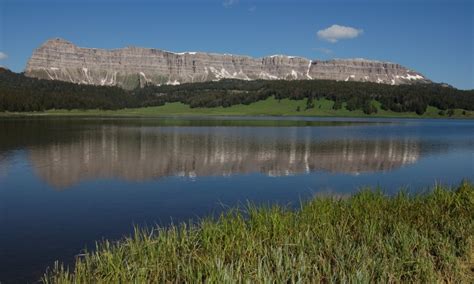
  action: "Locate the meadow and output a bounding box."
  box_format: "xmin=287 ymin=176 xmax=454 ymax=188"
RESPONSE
xmin=4 ymin=97 xmax=473 ymax=118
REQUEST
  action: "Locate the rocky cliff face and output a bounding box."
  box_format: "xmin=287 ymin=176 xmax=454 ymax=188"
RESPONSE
xmin=25 ymin=38 xmax=430 ymax=89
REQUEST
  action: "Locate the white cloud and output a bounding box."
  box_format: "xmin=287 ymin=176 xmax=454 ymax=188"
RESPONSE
xmin=0 ymin=52 xmax=7 ymax=60
xmin=317 ymin=24 xmax=363 ymax=43
xmin=223 ymin=0 xmax=239 ymax=7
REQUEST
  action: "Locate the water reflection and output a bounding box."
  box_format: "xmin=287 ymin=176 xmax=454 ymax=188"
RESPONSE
xmin=21 ymin=125 xmax=421 ymax=188
xmin=1 ymin=117 xmax=472 ymax=191
xmin=0 ymin=155 xmax=8 ymax=178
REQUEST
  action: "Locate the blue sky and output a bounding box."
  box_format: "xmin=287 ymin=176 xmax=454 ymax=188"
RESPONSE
xmin=0 ymin=0 xmax=472 ymax=89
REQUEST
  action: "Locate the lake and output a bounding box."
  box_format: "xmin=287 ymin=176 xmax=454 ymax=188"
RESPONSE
xmin=0 ymin=116 xmax=473 ymax=283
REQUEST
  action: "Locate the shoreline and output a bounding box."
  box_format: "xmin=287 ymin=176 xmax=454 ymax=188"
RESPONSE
xmin=1 ymin=111 xmax=473 ymax=120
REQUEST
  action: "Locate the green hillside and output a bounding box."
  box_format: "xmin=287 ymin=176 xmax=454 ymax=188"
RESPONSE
xmin=23 ymin=97 xmax=473 ymax=118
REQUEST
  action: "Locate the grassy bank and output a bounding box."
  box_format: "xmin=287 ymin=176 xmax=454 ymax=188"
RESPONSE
xmin=3 ymin=97 xmax=474 ymax=118
xmin=43 ymin=182 xmax=474 ymax=283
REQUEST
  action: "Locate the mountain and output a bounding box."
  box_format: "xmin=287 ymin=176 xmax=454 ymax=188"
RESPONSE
xmin=24 ymin=38 xmax=431 ymax=90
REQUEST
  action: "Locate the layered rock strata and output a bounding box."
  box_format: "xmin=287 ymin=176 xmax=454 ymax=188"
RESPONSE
xmin=25 ymin=38 xmax=430 ymax=89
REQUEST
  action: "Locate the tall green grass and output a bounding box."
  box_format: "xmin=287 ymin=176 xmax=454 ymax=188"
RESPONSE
xmin=43 ymin=182 xmax=473 ymax=283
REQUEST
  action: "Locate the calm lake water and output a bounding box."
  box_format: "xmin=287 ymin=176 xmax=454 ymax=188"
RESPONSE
xmin=0 ymin=116 xmax=473 ymax=283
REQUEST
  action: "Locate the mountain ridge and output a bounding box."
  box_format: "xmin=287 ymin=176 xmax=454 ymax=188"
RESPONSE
xmin=25 ymin=38 xmax=431 ymax=89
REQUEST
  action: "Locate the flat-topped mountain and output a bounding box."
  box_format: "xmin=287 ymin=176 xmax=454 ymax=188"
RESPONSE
xmin=25 ymin=38 xmax=430 ymax=89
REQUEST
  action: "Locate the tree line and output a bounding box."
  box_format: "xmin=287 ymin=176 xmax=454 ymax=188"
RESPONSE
xmin=1 ymin=68 xmax=473 ymax=114
xmin=0 ymin=68 xmax=159 ymax=111
xmin=134 ymin=78 xmax=474 ymax=114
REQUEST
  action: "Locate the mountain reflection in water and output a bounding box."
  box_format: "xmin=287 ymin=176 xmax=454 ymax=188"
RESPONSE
xmin=23 ymin=125 xmax=420 ymax=189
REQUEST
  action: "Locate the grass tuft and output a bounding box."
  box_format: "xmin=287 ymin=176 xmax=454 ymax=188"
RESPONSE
xmin=43 ymin=182 xmax=474 ymax=283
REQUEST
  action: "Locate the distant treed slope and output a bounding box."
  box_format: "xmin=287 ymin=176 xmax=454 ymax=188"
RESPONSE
xmin=130 ymin=79 xmax=474 ymax=114
xmin=0 ymin=68 xmax=159 ymax=111
xmin=1 ymin=68 xmax=473 ymax=114
xmin=25 ymin=38 xmax=430 ymax=89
